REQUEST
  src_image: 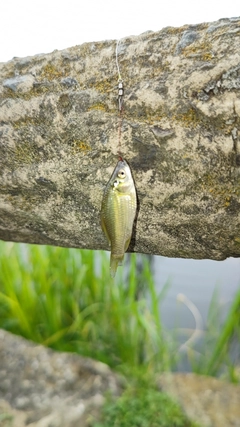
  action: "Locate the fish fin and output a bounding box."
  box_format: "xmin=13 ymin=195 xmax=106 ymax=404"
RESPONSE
xmin=110 ymin=254 xmax=124 ymax=278
xmin=118 ymin=257 xmax=124 ymax=266
xmin=101 ymin=216 xmax=111 ymax=246
xmin=124 ymin=237 xmax=131 ymax=252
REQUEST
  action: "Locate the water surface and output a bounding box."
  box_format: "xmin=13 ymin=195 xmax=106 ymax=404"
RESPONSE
xmin=153 ymin=256 xmax=240 ymax=329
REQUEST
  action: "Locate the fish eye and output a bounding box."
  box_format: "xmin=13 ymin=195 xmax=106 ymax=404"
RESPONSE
xmin=118 ymin=169 xmax=126 ymax=179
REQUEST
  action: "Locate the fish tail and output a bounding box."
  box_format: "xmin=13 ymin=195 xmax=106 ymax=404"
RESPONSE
xmin=110 ymin=254 xmax=124 ymax=278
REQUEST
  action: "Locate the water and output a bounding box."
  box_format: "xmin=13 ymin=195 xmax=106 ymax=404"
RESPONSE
xmin=152 ymin=256 xmax=240 ymax=371
xmin=102 ymin=251 xmax=240 ymax=360
xmin=154 ymin=256 xmax=240 ymax=329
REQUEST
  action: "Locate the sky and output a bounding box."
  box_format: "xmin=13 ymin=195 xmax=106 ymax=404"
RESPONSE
xmin=1 ymin=0 xmax=239 ymax=62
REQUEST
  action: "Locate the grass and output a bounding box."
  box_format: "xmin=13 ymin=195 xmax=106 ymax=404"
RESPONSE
xmin=188 ymin=287 xmax=240 ymax=382
xmin=0 ymin=241 xmax=171 ymax=371
xmin=92 ymin=380 xmax=199 ymax=427
xmin=0 ymin=413 xmax=13 ymax=427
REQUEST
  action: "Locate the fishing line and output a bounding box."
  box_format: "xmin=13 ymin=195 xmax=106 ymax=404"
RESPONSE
xmin=115 ymin=38 xmax=124 ymax=159
xmin=115 ymin=39 xmax=122 ymax=82
xmin=100 ymin=38 xmax=137 ymax=278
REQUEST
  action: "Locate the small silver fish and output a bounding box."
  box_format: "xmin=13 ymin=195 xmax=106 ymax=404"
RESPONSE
xmin=101 ymin=159 xmax=137 ymax=277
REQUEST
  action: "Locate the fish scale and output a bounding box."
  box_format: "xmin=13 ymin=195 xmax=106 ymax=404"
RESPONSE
xmin=101 ymin=159 xmax=137 ymax=277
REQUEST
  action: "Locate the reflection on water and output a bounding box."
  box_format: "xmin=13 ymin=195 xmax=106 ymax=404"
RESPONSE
xmin=153 ymin=256 xmax=240 ymax=329
xmin=103 ymin=251 xmax=240 ymax=337
xmin=153 ymin=256 xmax=240 ymax=371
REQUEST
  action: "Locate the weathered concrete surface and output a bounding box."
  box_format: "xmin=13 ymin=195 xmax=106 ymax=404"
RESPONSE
xmin=0 ymin=330 xmax=240 ymax=427
xmin=159 ymin=372 xmax=240 ymax=427
xmin=0 ymin=329 xmax=122 ymax=427
xmin=0 ymin=17 xmax=240 ymax=259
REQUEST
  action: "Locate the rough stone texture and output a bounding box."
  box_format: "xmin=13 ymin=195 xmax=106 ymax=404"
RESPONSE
xmin=159 ymin=372 xmax=240 ymax=427
xmin=0 ymin=18 xmax=240 ymax=259
xmin=0 ymin=329 xmax=122 ymax=427
xmin=1 ymin=330 xmax=240 ymax=427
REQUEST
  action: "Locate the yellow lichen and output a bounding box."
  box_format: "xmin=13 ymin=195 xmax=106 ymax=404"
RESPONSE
xmin=199 ymin=173 xmax=240 ymax=208
xmin=40 ymin=64 xmax=64 ymax=80
xmin=173 ymin=108 xmax=199 ymax=127
xmin=183 ymin=38 xmax=213 ymax=61
xmin=89 ymin=78 xmax=113 ymax=93
xmin=165 ymin=25 xmax=189 ymax=35
xmin=71 ymin=140 xmax=91 ymax=153
xmin=202 ymin=52 xmax=214 ymax=61
xmin=87 ymin=103 xmax=107 ymax=112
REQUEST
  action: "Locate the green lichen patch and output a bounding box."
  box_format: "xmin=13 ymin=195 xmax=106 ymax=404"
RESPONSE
xmin=13 ymin=140 xmax=42 ymax=165
xmin=172 ymin=105 xmax=239 ymax=136
xmin=1 ymin=82 xmax=52 ymax=101
xmin=126 ymin=103 xmax=167 ymax=125
xmin=12 ymin=115 xmax=43 ymax=129
xmin=1 ymin=87 xmax=29 ymax=100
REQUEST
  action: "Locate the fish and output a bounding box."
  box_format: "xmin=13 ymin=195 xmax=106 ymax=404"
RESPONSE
xmin=100 ymin=159 xmax=137 ymax=278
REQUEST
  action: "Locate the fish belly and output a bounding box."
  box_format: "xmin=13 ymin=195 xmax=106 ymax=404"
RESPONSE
xmin=102 ymin=190 xmax=136 ymax=277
